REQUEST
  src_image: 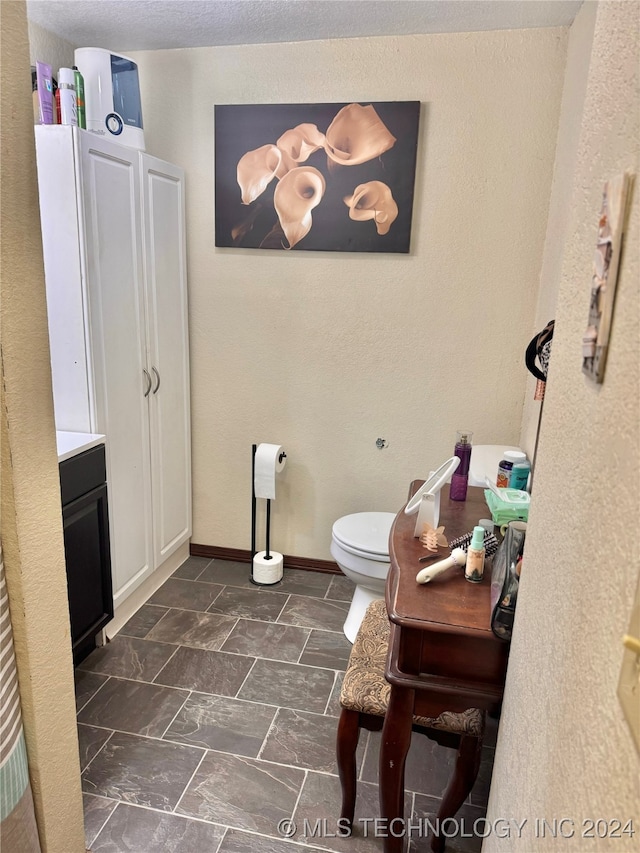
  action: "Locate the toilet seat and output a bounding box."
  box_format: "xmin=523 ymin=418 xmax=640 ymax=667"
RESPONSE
xmin=332 ymin=512 xmax=395 ymax=562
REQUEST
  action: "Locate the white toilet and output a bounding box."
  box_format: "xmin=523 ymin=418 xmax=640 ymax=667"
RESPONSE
xmin=330 ymin=511 xmax=395 ymax=643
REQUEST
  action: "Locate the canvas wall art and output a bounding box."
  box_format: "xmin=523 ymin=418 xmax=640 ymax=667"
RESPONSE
xmin=581 ymin=172 xmax=630 ymax=383
xmin=214 ymin=101 xmax=420 ymax=253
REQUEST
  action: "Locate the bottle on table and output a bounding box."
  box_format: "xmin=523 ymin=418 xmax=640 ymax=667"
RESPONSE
xmin=465 ymin=526 xmax=485 ymax=583
xmin=509 ymin=461 xmax=531 ymax=491
xmin=450 ymin=430 xmax=473 ymax=501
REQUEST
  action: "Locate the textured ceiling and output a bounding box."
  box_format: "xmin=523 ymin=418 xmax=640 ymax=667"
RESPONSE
xmin=26 ymin=0 xmax=583 ymax=51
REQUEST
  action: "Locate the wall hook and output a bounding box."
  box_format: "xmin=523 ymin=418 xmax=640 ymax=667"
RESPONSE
xmin=376 ymin=438 xmax=388 ymax=449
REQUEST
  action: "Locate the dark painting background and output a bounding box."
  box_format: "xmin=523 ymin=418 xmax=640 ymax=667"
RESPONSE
xmin=214 ymin=102 xmax=420 ymax=253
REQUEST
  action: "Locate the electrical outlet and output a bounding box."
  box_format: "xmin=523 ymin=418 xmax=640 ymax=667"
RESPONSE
xmin=617 ymin=583 xmax=640 ymax=752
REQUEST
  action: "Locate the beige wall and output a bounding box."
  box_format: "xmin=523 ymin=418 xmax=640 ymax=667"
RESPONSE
xmin=519 ymin=2 xmax=597 ymax=461
xmin=129 ymin=28 xmax=568 ymax=559
xmin=27 ymin=18 xmax=75 ymax=76
xmin=486 ymin=2 xmax=640 ymax=848
xmin=0 ymin=3 xmax=85 ymax=851
xmin=13 ymin=1 xmax=639 ymax=845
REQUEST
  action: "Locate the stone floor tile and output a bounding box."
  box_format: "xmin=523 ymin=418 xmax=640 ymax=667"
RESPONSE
xmin=266 ymin=569 xmax=333 ymax=599
xmin=176 ymin=751 xmax=304 ymax=836
xmin=410 ymin=796 xmax=486 ymax=853
xmin=91 ymin=802 xmax=226 ymax=852
xmin=220 ymin=619 xmax=309 ymax=663
xmin=292 ymin=771 xmax=411 ymax=852
xmin=260 ymin=708 xmax=358 ymax=775
xmin=165 ymin=693 xmax=277 ymax=756
xmin=75 ymin=669 xmax=109 ymax=713
xmin=154 ymin=645 xmax=255 ymax=695
xmin=299 ymin=629 xmax=352 ymax=670
xmin=468 ymin=747 xmax=494 ymax=808
xmin=208 ymin=587 xmax=290 ymax=621
xmin=146 ymin=608 xmax=238 ymax=650
xmin=484 ymin=713 xmax=500 ymax=748
xmin=218 ymin=828 xmax=318 ymax=852
xmin=278 ymin=596 xmax=349 ymax=633
xmin=77 ymin=724 xmax=112 ymax=772
xmin=77 ymin=636 xmax=176 ymax=682
xmin=148 ymin=578 xmax=224 ymax=611
xmin=325 ymin=671 xmax=345 ymax=717
xmin=325 ymin=575 xmax=356 ymax=602
xmin=78 ymin=677 xmax=189 ymax=738
xmin=82 ymin=794 xmax=117 ymax=849
xmin=237 ymin=658 xmax=335 ymax=713
xmin=82 ymin=731 xmax=204 ymax=811
xmin=172 ymin=555 xmax=213 ymax=580
xmin=362 ymin=730 xmax=456 ymax=799
xmin=197 ymin=560 xmax=255 ymax=588
xmin=118 ymin=604 xmax=170 ymax=639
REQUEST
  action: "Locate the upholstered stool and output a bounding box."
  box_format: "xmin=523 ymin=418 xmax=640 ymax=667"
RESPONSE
xmin=337 ymin=599 xmax=485 ymax=853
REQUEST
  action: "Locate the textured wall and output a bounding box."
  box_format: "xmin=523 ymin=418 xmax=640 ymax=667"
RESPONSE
xmin=27 ymin=18 xmax=75 ymax=76
xmin=519 ymin=2 xmax=597 ymax=461
xmin=129 ymin=27 xmax=568 ymax=558
xmin=0 ymin=3 xmax=85 ymax=851
xmin=486 ymin=2 xmax=640 ymax=848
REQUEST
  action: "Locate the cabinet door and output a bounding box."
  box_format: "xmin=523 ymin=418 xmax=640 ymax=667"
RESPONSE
xmin=62 ymin=483 xmax=113 ymax=662
xmin=79 ymin=133 xmax=154 ymax=603
xmin=141 ymin=155 xmax=192 ymax=566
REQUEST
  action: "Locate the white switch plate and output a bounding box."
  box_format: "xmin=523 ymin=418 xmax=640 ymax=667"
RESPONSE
xmin=617 ymin=583 xmax=640 ymax=752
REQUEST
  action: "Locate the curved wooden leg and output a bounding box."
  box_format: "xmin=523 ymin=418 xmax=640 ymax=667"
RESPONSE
xmin=430 ymin=735 xmax=482 ymax=853
xmin=336 ymin=709 xmax=361 ymax=829
xmin=380 ymin=686 xmax=414 ymax=853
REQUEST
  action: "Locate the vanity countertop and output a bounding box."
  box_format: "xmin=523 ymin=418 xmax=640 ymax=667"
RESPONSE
xmin=56 ymin=431 xmax=106 ymax=463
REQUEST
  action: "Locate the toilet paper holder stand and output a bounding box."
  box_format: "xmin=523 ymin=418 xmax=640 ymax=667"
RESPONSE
xmin=251 ymin=443 xmax=287 ymax=585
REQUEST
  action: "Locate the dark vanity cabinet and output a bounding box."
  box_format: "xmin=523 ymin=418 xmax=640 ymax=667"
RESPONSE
xmin=59 ymin=444 xmax=113 ymax=664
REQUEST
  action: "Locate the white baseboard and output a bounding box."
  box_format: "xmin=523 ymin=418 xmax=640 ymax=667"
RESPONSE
xmin=105 ymin=542 xmax=190 ymax=638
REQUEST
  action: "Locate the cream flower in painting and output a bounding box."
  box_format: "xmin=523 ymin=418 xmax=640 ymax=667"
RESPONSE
xmin=277 ymin=124 xmax=326 ymax=163
xmin=343 ymin=181 xmax=399 ymax=235
xmin=324 ymin=104 xmax=396 ymax=166
xmin=274 ymin=166 xmax=326 ymax=249
xmin=237 ymin=144 xmax=294 ymax=205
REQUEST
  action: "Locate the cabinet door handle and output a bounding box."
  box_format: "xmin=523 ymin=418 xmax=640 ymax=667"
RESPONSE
xmin=152 ymin=367 xmax=161 ymax=395
xmin=143 ymin=368 xmax=152 ymax=397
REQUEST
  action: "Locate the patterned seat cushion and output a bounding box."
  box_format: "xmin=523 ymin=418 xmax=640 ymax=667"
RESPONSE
xmin=339 ymin=599 xmax=484 ymax=737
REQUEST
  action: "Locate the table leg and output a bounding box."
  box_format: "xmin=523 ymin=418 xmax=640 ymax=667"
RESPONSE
xmin=380 ymin=685 xmax=414 ymax=853
xmin=336 ymin=709 xmax=360 ymax=829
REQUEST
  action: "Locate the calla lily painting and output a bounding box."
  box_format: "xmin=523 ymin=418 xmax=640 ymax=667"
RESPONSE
xmin=215 ymin=102 xmax=420 ymax=252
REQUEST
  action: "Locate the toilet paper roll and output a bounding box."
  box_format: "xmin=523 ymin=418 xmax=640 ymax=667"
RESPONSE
xmin=252 ymin=550 xmax=284 ymax=585
xmin=254 ymin=444 xmax=287 ymax=500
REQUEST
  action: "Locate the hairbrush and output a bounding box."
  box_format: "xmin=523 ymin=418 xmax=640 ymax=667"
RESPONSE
xmin=449 ymin=529 xmax=499 ymax=558
xmin=417 ymin=529 xmax=499 ymax=563
xmin=416 ymin=548 xmax=467 ymax=584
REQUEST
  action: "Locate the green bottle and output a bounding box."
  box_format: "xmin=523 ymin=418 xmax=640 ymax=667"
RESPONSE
xmin=72 ymin=65 xmax=86 ymax=129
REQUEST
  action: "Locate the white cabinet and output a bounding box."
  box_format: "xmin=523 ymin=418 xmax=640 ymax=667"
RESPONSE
xmin=35 ymin=126 xmax=191 ymax=607
xmin=141 ymin=155 xmax=191 ymax=568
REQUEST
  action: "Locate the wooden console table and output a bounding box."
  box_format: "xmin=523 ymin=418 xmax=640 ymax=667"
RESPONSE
xmin=380 ymin=483 xmax=510 ymax=853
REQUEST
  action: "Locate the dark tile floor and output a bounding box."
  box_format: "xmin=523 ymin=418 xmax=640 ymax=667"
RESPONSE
xmin=76 ymin=558 xmax=497 ymax=853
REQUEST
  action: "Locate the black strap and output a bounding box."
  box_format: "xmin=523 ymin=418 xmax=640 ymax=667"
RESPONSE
xmin=525 ymin=320 xmax=554 ymax=381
